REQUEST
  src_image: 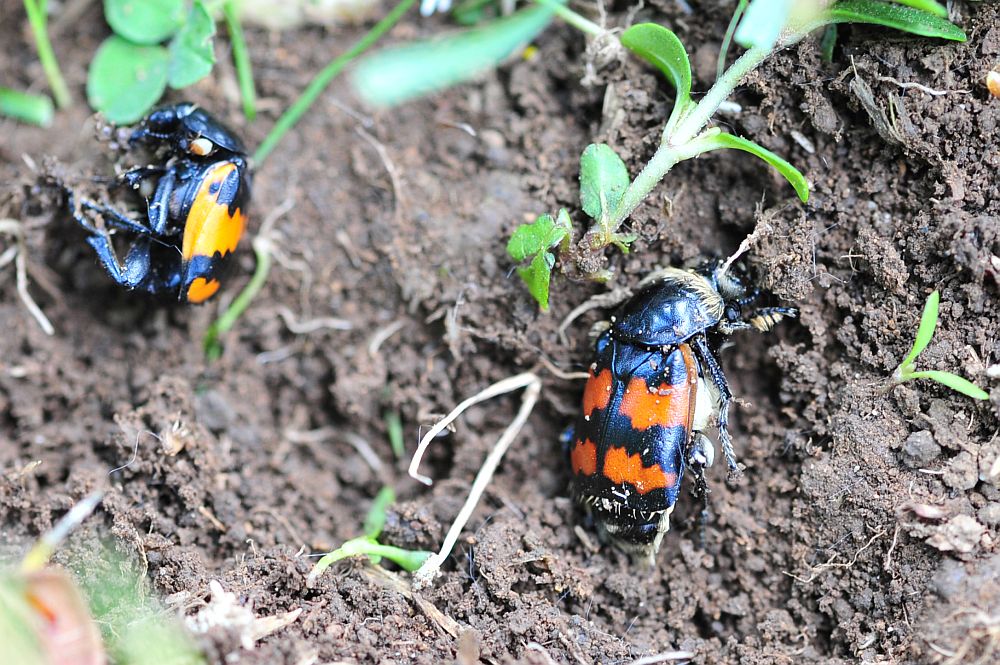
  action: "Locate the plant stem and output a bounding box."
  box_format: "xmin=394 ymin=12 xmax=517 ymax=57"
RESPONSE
xmin=253 ymin=0 xmax=417 ymax=164
xmin=531 ymin=0 xmax=603 ymax=37
xmin=23 ymin=0 xmax=71 ymax=109
xmin=203 ymin=236 xmax=273 ymax=361
xmin=224 ymin=0 xmax=257 ymax=121
xmin=610 ymin=142 xmax=681 ymax=226
xmin=668 ymin=45 xmax=769 ymax=146
xmin=609 ymin=44 xmax=771 ymax=227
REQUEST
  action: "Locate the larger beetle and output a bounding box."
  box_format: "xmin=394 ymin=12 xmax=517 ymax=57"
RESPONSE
xmin=569 ymin=261 xmax=795 ymax=559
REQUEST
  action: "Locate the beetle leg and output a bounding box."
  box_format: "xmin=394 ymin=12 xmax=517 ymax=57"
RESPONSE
xmin=84 ymin=234 xmax=153 ymax=290
xmin=144 ymin=167 xmax=179 ymax=236
xmin=688 ymin=451 xmax=711 ymax=549
xmin=735 ymin=287 xmax=761 ymax=308
xmin=691 ymin=334 xmax=740 ymax=477
xmin=78 ymin=201 xmax=157 ymax=237
xmin=689 ymin=432 xmax=715 ymax=469
xmin=120 ymin=165 xmax=168 ymax=191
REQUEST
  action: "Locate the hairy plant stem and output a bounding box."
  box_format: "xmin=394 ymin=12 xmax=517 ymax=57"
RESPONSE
xmin=607 ymin=45 xmax=771 ymax=228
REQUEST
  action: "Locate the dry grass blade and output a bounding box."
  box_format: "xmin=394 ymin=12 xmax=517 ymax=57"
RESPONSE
xmin=0 ymin=218 xmax=54 ymax=335
xmin=410 ymin=372 xmax=542 ymax=588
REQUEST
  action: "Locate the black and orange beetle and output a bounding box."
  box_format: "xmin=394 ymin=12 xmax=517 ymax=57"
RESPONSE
xmin=69 ymin=103 xmax=251 ymax=303
xmin=569 ymin=261 xmax=795 ymax=559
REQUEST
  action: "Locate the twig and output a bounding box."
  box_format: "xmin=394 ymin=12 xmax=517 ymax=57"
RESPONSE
xmin=356 ymin=126 xmax=407 ymax=225
xmin=277 ymin=306 xmax=352 ymax=333
xmin=411 ymin=373 xmax=542 ymax=588
xmin=0 ymin=218 xmax=54 ymax=335
xmin=875 ymin=75 xmax=968 ymax=97
xmin=629 ymin=653 xmax=696 ymax=665
xmin=782 ymin=528 xmax=888 ymax=584
xmin=368 ymin=319 xmax=408 ymax=357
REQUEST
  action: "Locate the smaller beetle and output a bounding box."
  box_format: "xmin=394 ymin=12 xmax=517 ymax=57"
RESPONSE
xmin=569 ymin=260 xmax=795 ymax=560
xmin=68 ymin=103 xmax=251 ymax=303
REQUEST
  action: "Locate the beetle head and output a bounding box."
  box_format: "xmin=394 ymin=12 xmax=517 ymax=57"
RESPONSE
xmin=129 ymin=103 xmax=247 ymax=159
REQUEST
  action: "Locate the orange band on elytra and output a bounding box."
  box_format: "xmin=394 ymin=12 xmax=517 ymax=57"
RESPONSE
xmin=602 ymin=446 xmax=677 ymax=494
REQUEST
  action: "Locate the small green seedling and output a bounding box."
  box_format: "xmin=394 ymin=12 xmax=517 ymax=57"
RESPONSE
xmin=509 ymin=0 xmax=965 ymax=308
xmin=87 ymin=0 xmax=216 ymax=123
xmin=505 ymin=209 xmax=573 ymax=310
xmin=892 ymin=290 xmax=989 ymax=400
xmin=308 ymin=487 xmax=432 ymax=584
xmin=346 ymin=0 xmax=964 ymax=309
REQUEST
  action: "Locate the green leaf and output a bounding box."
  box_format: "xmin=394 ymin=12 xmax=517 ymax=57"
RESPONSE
xmin=900 ymin=289 xmax=939 ymax=368
xmin=718 ymin=0 xmax=750 ymax=80
xmin=820 ymin=24 xmax=838 ymax=62
xmin=734 ymin=0 xmax=792 ymax=50
xmin=908 ymin=371 xmax=990 ymax=401
xmin=352 ymin=4 xmax=554 ymax=107
xmin=506 ymin=212 xmax=570 ymax=261
xmin=620 ymin=24 xmax=692 ymax=110
xmin=517 ymin=251 xmax=555 ymax=310
xmin=579 ymin=144 xmax=630 ymax=222
xmin=0 ymin=87 xmax=53 ymax=127
xmin=104 ymin=0 xmax=185 ymax=45
xmin=309 ymin=537 xmax=433 ymax=579
xmin=363 ymin=487 xmax=395 ymax=539
xmin=892 ymin=0 xmax=947 ymax=19
xmin=87 ymin=36 xmax=169 ymax=124
xmin=168 ymin=1 xmax=216 ymax=88
xmin=689 ymin=132 xmax=809 ymax=202
xmin=826 ymin=0 xmax=966 ymax=41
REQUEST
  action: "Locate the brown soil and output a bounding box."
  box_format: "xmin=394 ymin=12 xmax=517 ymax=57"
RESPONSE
xmin=2 ymin=0 xmax=999 ymax=663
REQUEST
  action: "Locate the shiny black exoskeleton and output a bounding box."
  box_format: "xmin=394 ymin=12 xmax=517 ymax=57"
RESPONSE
xmin=69 ymin=103 xmax=251 ymax=303
xmin=569 ymin=261 xmax=796 ymax=558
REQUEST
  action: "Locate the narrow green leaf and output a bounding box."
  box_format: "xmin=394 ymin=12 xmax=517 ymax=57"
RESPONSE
xmin=352 ymin=4 xmax=554 ymax=107
xmin=517 ymin=251 xmax=555 ymax=310
xmin=908 ymin=371 xmax=990 ymax=401
xmin=104 ymin=0 xmax=185 ymax=45
xmin=900 ymin=290 xmax=939 ymax=368
xmin=620 ymin=24 xmax=692 ymax=108
xmin=167 ymin=1 xmax=216 ymax=89
xmin=386 ymin=409 xmax=404 ymax=458
xmin=734 ymin=0 xmax=792 ymax=50
xmin=718 ymin=0 xmax=750 ymax=80
xmin=826 ymin=0 xmax=966 ymax=42
xmin=691 ymin=132 xmax=809 ymax=202
xmin=385 ymin=547 xmax=432 ymax=572
xmin=363 ymin=487 xmax=395 ymax=539
xmin=820 ymin=24 xmax=838 ymax=62
xmin=579 ymin=144 xmax=630 ymax=222
xmin=87 ymin=36 xmax=169 ymax=124
xmin=0 ymin=88 xmax=53 ymax=127
xmin=892 ymin=0 xmax=947 ymax=19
